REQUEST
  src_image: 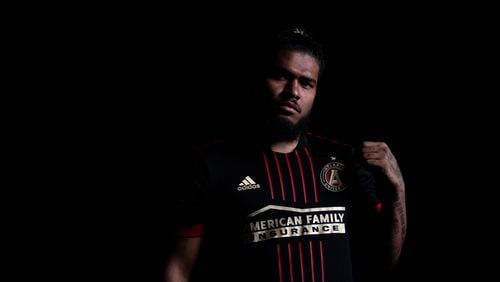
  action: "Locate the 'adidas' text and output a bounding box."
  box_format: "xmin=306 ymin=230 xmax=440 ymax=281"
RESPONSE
xmin=237 ymin=176 xmax=261 ymax=191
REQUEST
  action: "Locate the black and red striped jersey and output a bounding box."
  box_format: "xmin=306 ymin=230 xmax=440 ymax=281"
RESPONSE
xmin=174 ymin=133 xmax=381 ymax=282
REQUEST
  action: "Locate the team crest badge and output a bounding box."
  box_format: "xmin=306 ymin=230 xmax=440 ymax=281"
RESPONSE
xmin=320 ymin=162 xmax=347 ymax=192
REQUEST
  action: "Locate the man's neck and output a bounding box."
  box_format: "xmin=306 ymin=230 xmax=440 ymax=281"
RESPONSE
xmin=270 ymin=138 xmax=300 ymax=153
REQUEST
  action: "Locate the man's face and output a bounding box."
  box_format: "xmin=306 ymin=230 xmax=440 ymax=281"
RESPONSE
xmin=265 ymin=49 xmax=320 ymax=126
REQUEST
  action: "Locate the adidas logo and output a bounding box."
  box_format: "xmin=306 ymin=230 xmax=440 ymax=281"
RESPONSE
xmin=237 ymin=176 xmax=261 ymax=191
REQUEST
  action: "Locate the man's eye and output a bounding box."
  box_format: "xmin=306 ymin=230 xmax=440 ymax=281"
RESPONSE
xmin=299 ymin=78 xmax=315 ymax=89
xmin=268 ymin=68 xmax=290 ymax=81
xmin=269 ymin=71 xmax=286 ymax=80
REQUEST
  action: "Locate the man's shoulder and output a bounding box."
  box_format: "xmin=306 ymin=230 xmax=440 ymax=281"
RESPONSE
xmin=305 ymin=132 xmax=355 ymax=154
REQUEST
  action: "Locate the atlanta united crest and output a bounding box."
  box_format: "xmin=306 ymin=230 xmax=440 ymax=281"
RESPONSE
xmin=320 ymin=162 xmax=347 ymax=192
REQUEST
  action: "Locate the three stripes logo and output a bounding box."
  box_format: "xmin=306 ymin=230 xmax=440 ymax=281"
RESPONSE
xmin=237 ymin=176 xmax=261 ymax=191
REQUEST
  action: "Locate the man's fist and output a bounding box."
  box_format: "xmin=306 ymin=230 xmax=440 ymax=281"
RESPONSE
xmin=362 ymin=141 xmax=405 ymax=189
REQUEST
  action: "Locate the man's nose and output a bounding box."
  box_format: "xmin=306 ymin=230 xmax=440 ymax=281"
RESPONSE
xmin=284 ymin=79 xmax=300 ymax=99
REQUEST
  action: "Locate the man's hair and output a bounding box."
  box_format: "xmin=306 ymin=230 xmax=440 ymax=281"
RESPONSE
xmin=263 ymin=27 xmax=326 ymax=74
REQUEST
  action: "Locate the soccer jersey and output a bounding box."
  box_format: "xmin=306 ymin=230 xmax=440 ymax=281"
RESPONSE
xmin=175 ymin=133 xmax=379 ymax=282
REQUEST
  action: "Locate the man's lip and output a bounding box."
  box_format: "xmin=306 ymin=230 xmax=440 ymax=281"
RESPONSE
xmin=279 ymin=101 xmax=301 ymax=113
xmin=278 ymin=102 xmax=301 ymax=113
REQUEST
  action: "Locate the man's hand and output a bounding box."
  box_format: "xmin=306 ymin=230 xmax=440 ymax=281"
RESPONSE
xmin=361 ymin=141 xmax=404 ymax=189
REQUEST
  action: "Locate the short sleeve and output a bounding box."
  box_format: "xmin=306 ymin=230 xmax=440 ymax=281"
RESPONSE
xmin=170 ymin=151 xmax=211 ymax=236
xmin=348 ymin=144 xmax=380 ymax=210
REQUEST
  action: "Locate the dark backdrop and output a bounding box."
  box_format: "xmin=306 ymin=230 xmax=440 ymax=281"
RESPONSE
xmin=85 ymin=20 xmax=438 ymax=282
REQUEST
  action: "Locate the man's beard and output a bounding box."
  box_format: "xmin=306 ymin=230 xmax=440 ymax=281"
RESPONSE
xmin=265 ymin=114 xmax=310 ymax=142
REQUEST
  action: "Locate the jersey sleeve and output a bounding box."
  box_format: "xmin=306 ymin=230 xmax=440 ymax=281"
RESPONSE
xmin=347 ymin=144 xmax=381 ymax=211
xmin=170 ymin=151 xmax=212 ymax=237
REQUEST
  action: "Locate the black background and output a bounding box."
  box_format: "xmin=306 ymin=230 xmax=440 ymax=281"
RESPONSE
xmin=65 ymin=10 xmax=489 ymax=281
xmin=114 ymin=23 xmax=422 ymax=281
xmin=93 ymin=23 xmax=412 ymax=281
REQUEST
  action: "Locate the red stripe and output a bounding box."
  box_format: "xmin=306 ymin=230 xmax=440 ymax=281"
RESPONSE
xmin=304 ymin=148 xmax=318 ymax=203
xmin=285 ymin=154 xmax=297 ymax=202
xmin=277 ymin=244 xmax=283 ymax=282
xmin=298 ymin=242 xmax=305 ymax=282
xmin=262 ymin=151 xmax=275 ymax=199
xmin=295 ymin=150 xmax=308 ymax=204
xmin=319 ymin=240 xmax=325 ymax=282
xmin=273 ymin=152 xmax=286 ymax=201
xmin=309 ymin=241 xmax=315 ymax=282
xmin=175 ymin=224 xmax=205 ymax=237
xmin=288 ymin=243 xmax=294 ymax=282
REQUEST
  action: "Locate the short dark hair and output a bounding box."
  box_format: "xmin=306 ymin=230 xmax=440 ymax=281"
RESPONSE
xmin=265 ymin=27 xmax=326 ymax=74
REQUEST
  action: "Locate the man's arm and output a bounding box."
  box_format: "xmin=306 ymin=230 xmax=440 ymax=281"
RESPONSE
xmin=165 ymin=236 xmax=202 ymax=282
xmin=362 ymin=141 xmax=407 ymax=269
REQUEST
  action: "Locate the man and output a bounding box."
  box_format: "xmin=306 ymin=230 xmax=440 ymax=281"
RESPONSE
xmin=165 ymin=27 xmax=406 ymax=282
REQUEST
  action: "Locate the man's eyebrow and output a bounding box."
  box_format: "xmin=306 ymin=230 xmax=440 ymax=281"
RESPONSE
xmin=300 ymin=75 xmax=317 ymax=85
